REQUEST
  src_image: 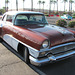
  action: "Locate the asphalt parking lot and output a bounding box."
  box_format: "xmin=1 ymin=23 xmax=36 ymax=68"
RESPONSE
xmin=0 ymin=17 xmax=75 ymax=75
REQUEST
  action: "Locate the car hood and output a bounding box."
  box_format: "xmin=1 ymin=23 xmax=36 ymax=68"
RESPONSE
xmin=18 ymin=24 xmax=75 ymax=47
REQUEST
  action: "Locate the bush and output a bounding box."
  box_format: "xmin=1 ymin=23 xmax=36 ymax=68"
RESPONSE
xmin=72 ymin=13 xmax=75 ymax=18
xmin=63 ymin=12 xmax=67 ymax=15
xmin=68 ymin=20 xmax=75 ymax=28
xmin=72 ymin=16 xmax=75 ymax=18
xmin=45 ymin=14 xmax=49 ymax=16
xmin=55 ymin=12 xmax=59 ymax=15
xmin=72 ymin=13 xmax=75 ymax=16
xmin=56 ymin=19 xmax=67 ymax=27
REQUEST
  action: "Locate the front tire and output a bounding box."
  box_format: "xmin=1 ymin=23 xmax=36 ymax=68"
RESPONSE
xmin=24 ymin=47 xmax=30 ymax=64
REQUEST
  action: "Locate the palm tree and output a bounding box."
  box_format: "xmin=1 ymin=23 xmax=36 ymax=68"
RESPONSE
xmin=31 ymin=0 xmax=33 ymax=11
xmin=22 ymin=0 xmax=25 ymax=11
xmin=69 ymin=0 xmax=74 ymax=12
xmin=16 ymin=0 xmax=18 ymax=11
xmin=5 ymin=0 xmax=9 ymax=12
xmin=42 ymin=1 xmax=45 ymax=13
xmin=53 ymin=0 xmax=57 ymax=12
xmin=57 ymin=0 xmax=58 ymax=13
xmin=63 ymin=0 xmax=68 ymax=12
xmin=5 ymin=0 xmax=6 ymax=12
xmin=38 ymin=0 xmax=42 ymax=12
xmin=49 ymin=0 xmax=54 ymax=15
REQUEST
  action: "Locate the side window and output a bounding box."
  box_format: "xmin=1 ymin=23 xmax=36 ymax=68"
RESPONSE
xmin=6 ymin=15 xmax=13 ymax=22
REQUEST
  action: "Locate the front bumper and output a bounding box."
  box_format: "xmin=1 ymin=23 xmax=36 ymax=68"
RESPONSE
xmin=29 ymin=50 xmax=75 ymax=66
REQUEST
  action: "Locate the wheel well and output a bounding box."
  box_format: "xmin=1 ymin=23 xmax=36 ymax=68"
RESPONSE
xmin=17 ymin=43 xmax=25 ymax=57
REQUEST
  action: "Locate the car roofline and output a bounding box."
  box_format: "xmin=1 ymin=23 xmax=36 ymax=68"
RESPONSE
xmin=5 ymin=11 xmax=44 ymax=16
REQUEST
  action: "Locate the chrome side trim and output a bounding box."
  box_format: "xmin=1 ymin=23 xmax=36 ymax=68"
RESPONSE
xmin=29 ymin=50 xmax=75 ymax=66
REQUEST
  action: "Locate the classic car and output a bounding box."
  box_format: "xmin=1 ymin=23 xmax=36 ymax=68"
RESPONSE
xmin=61 ymin=14 xmax=72 ymax=20
xmin=0 ymin=11 xmax=75 ymax=66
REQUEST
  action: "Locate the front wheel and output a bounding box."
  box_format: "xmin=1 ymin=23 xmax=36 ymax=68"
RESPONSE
xmin=24 ymin=47 xmax=30 ymax=64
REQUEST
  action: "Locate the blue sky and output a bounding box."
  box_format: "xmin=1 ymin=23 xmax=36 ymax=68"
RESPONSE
xmin=0 ymin=0 xmax=75 ymax=11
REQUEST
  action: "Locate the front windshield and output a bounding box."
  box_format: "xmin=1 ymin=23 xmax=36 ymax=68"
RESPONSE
xmin=14 ymin=14 xmax=48 ymax=25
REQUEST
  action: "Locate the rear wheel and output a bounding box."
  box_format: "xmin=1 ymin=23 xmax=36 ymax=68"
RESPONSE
xmin=23 ymin=47 xmax=30 ymax=64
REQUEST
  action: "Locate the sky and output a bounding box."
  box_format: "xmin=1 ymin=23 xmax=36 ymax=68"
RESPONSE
xmin=0 ymin=0 xmax=75 ymax=11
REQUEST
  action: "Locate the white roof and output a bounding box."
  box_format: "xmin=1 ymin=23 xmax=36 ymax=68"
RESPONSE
xmin=5 ymin=11 xmax=43 ymax=15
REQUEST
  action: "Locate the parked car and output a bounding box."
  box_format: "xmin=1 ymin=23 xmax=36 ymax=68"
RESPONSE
xmin=61 ymin=14 xmax=72 ymax=20
xmin=0 ymin=11 xmax=75 ymax=66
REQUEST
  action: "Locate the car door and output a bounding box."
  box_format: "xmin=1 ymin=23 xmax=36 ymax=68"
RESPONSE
xmin=2 ymin=14 xmax=13 ymax=47
xmin=2 ymin=14 xmax=19 ymax=51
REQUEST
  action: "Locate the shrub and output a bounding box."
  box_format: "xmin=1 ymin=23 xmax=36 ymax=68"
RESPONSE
xmin=72 ymin=16 xmax=75 ymax=18
xmin=68 ymin=12 xmax=72 ymax=16
xmin=56 ymin=19 xmax=67 ymax=27
xmin=55 ymin=12 xmax=59 ymax=15
xmin=45 ymin=14 xmax=49 ymax=16
xmin=68 ymin=20 xmax=75 ymax=28
xmin=72 ymin=13 xmax=75 ymax=16
xmin=63 ymin=12 xmax=67 ymax=15
xmin=72 ymin=13 xmax=75 ymax=18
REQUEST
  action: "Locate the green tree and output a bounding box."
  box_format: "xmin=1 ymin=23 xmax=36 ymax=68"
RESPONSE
xmin=42 ymin=1 xmax=45 ymax=13
xmin=0 ymin=8 xmax=5 ymax=14
xmin=38 ymin=0 xmax=42 ymax=12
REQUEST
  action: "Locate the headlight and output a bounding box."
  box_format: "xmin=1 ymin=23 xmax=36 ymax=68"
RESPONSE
xmin=42 ymin=40 xmax=49 ymax=49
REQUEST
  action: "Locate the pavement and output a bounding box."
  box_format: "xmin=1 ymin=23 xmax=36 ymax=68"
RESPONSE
xmin=0 ymin=42 xmax=38 ymax=75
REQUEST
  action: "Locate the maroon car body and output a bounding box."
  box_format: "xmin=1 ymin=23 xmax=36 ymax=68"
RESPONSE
xmin=0 ymin=11 xmax=75 ymax=66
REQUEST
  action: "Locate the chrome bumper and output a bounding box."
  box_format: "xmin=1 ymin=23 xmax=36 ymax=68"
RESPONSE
xmin=29 ymin=50 xmax=75 ymax=66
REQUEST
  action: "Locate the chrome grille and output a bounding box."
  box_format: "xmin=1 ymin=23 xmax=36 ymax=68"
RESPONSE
xmin=49 ymin=42 xmax=75 ymax=54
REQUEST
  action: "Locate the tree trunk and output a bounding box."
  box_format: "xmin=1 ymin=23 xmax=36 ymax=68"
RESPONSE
xmin=69 ymin=0 xmax=70 ymax=11
xmin=64 ymin=2 xmax=65 ymax=12
xmin=43 ymin=4 xmax=44 ymax=13
xmin=31 ymin=0 xmax=33 ymax=11
xmin=49 ymin=0 xmax=51 ymax=15
xmin=71 ymin=3 xmax=72 ymax=12
xmin=57 ymin=0 xmax=58 ymax=13
xmin=5 ymin=0 xmax=6 ymax=12
xmin=16 ymin=0 xmax=18 ymax=11
xmin=23 ymin=1 xmax=24 ymax=11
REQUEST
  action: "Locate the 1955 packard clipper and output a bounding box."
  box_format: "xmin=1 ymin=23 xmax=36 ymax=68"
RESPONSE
xmin=0 ymin=11 xmax=75 ymax=66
